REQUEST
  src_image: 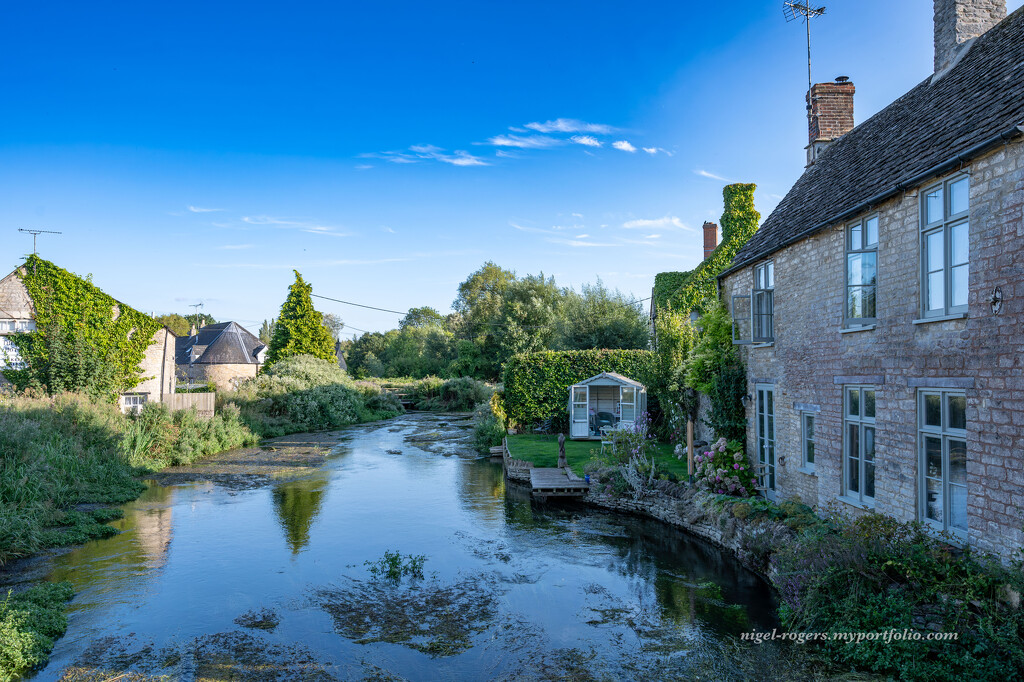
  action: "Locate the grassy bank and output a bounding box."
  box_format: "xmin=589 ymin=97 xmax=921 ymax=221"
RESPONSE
xmin=505 ymin=433 xmax=687 ymax=478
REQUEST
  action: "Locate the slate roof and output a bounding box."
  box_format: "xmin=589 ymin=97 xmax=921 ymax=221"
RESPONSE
xmin=175 ymin=322 xmax=266 ymax=365
xmin=724 ymin=6 xmax=1024 ymax=276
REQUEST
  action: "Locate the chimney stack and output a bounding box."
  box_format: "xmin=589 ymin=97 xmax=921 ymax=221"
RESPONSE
xmin=806 ymin=76 xmax=855 ymax=166
xmin=703 ymin=222 xmax=718 ymax=259
xmin=933 ymin=0 xmax=1005 ymax=73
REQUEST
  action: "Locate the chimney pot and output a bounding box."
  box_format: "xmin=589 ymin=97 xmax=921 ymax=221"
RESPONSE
xmin=835 ymin=75 xmax=850 ymax=83
xmin=933 ymin=0 xmax=1006 ymax=73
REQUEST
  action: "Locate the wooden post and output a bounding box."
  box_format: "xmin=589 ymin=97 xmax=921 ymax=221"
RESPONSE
xmin=686 ymin=417 xmax=695 ymax=482
xmin=557 ymin=433 xmax=567 ymax=469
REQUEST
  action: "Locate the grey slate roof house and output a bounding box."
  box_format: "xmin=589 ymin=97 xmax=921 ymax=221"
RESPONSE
xmin=719 ymin=0 xmax=1024 ymax=559
xmin=176 ymin=321 xmax=266 ymax=391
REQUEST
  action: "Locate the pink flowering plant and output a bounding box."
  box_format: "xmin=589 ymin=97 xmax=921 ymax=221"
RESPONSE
xmin=693 ymin=437 xmax=754 ymax=497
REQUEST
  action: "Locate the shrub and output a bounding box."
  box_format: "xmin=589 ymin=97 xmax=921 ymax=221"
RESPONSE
xmin=438 ymin=377 xmax=493 ymax=412
xmin=473 ymin=402 xmax=506 ymax=455
xmin=693 ymin=438 xmax=754 ymax=497
xmin=0 ymin=581 xmax=74 ymax=680
xmin=502 ymin=349 xmax=657 ymax=427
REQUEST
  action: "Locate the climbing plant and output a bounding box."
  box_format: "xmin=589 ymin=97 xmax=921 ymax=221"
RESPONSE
xmin=265 ymin=271 xmax=337 ymax=368
xmin=5 ymin=255 xmax=161 ymax=397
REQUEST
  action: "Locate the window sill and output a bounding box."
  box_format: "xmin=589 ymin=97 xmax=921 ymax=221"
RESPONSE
xmin=912 ymin=313 xmax=967 ymax=325
xmin=839 ymin=324 xmax=876 ymax=334
xmin=837 ymin=495 xmax=875 ymax=511
xmin=751 ymin=342 xmax=775 ymax=348
xmin=920 ymin=522 xmax=966 ymax=547
xmin=797 ymin=466 xmax=816 ymax=476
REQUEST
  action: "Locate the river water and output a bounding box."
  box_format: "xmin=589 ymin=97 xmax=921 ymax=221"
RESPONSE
xmin=18 ymin=413 xmax=779 ymax=681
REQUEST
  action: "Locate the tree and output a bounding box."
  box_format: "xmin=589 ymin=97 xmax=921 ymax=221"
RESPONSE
xmin=321 ymin=313 xmax=344 ymax=341
xmin=259 ymin=318 xmax=276 ymax=346
xmin=554 ymin=279 xmax=650 ymax=351
xmin=400 ymin=306 xmax=444 ymax=329
xmin=265 ymin=271 xmax=337 ymax=367
xmin=154 ymin=313 xmax=190 ymax=336
xmin=184 ymin=312 xmax=217 ymax=329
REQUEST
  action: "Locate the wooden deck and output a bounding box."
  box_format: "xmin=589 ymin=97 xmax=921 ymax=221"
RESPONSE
xmin=528 ymin=467 xmax=589 ymax=500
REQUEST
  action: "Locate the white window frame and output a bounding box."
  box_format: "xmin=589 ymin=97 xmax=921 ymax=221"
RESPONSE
xmin=122 ymin=393 xmax=148 ymax=415
xmin=920 ymin=175 xmax=969 ymax=318
xmin=845 ymin=214 xmax=878 ymax=326
xmin=842 ymin=385 xmax=876 ymax=507
xmin=752 ymin=262 xmax=774 ymax=343
xmin=918 ymin=390 xmax=968 ymax=538
xmin=800 ymin=412 xmax=816 ymax=473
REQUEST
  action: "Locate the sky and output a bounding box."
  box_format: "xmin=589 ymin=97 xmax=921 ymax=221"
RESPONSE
xmin=3 ymin=0 xmax=1022 ymax=337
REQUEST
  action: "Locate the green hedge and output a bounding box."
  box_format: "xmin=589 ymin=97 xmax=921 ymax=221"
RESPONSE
xmin=502 ymin=349 xmax=657 ymax=427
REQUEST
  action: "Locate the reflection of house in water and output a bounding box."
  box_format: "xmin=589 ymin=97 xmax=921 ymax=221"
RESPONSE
xmin=273 ymin=476 xmax=328 ymax=554
xmin=128 ymin=483 xmax=177 ymax=569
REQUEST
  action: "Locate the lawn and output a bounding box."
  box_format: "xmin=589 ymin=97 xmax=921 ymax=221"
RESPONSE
xmin=505 ymin=433 xmax=689 ymax=478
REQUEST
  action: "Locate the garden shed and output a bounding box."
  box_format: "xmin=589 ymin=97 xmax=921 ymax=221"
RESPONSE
xmin=568 ymin=372 xmax=647 ymax=440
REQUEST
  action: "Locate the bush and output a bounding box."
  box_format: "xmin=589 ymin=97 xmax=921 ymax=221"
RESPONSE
xmin=438 ymin=377 xmax=493 ymax=412
xmin=502 ymin=349 xmax=657 ymax=427
xmin=119 ymin=401 xmax=257 ymax=469
xmin=693 ymin=438 xmax=754 ymax=497
xmin=472 ymin=402 xmax=506 ymax=455
xmin=0 ymin=581 xmax=74 ymax=680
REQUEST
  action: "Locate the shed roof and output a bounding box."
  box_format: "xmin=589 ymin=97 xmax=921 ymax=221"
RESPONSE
xmin=175 ymin=322 xmax=265 ymax=365
xmin=723 ymin=6 xmax=1024 ymax=276
xmin=573 ymin=371 xmax=645 ymax=388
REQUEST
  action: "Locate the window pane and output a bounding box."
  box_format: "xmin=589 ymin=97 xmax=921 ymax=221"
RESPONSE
xmin=847 ymin=424 xmax=860 ymax=494
xmin=805 ymin=415 xmax=815 ymax=440
xmin=926 ymin=231 xmax=944 ymax=271
xmin=767 ymin=390 xmax=774 ymax=414
xmin=925 ymin=476 xmax=943 ymax=523
xmin=755 ymin=266 xmax=763 ymax=289
xmin=849 ymin=223 xmax=862 ymax=250
xmin=865 ymin=216 xmax=879 ymax=246
xmin=926 ymin=188 xmax=943 ymax=223
xmin=864 ymin=286 xmax=876 ymax=319
xmin=924 ymin=394 xmax=942 ymax=427
xmin=847 ymin=287 xmax=863 ymax=319
xmin=806 ymin=440 xmax=815 ymax=465
xmin=848 ymin=253 xmax=862 ymax=285
xmin=621 ymin=387 xmax=635 ymax=403
xmin=950 ymin=484 xmax=967 ymax=532
xmin=864 ymin=462 xmax=875 ymax=499
xmin=766 ymin=262 xmax=774 ymax=288
xmin=573 ymin=387 xmax=587 ymax=402
xmin=951 ymin=222 xmax=968 ymax=266
xmin=949 ymin=177 xmax=968 ymax=215
xmin=864 ymin=427 xmax=875 ymax=461
xmin=848 ymin=389 xmax=859 ymax=417
xmin=948 ymin=394 xmax=966 ymax=430
xmin=951 ymin=265 xmax=968 ymax=308
xmin=768 ymin=415 xmax=774 ymax=439
xmin=864 ymin=390 xmax=876 ymax=419
xmin=925 ymin=436 xmax=943 ymax=477
xmin=621 ymin=404 xmax=635 ymax=422
xmin=927 ymin=271 xmax=945 ymax=311
xmin=949 ymin=439 xmax=967 ymax=487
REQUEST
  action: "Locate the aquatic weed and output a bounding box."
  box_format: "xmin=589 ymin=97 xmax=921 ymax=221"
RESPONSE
xmin=364 ymin=550 xmax=426 ymax=582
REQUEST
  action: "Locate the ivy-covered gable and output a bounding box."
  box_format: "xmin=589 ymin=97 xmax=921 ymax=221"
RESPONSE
xmin=5 ymin=255 xmax=161 ymax=393
xmin=652 ymin=183 xmax=761 ymax=315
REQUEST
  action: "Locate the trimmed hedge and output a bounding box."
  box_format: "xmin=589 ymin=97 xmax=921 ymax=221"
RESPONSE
xmin=502 ymin=349 xmax=657 ymax=428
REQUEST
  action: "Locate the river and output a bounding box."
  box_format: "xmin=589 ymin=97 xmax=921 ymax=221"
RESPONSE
xmin=13 ymin=413 xmax=780 ymax=681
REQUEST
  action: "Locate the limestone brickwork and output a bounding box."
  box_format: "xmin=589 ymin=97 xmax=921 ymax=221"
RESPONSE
xmin=934 ymin=0 xmax=1007 ymax=72
xmin=720 ymin=137 xmax=1024 ymax=559
xmin=131 ymin=327 xmax=177 ymax=404
xmin=180 ymin=362 xmax=258 ymax=392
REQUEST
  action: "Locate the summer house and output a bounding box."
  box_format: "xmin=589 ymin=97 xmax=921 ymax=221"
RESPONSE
xmin=568 ymin=372 xmax=647 ymax=440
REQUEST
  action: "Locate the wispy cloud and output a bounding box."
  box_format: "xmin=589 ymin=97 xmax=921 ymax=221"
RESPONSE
xmin=622 ymin=216 xmax=690 ymax=231
xmin=484 ymin=134 xmax=563 ymax=149
xmin=524 ymin=118 xmax=615 ymax=134
xmin=216 ymin=244 xmax=254 ymax=250
xmin=203 ymin=257 xmax=413 ymax=270
xmin=612 ymin=140 xmax=637 ymax=153
xmin=362 ymin=145 xmax=489 ymax=166
xmin=570 ymin=135 xmax=602 ymax=147
xmin=381 ymin=226 xmax=396 ymax=234
xmin=188 ymin=205 xmax=223 ymax=213
xmin=354 ymin=164 xmax=373 ymax=170
xmin=695 ymin=169 xmax=730 ymax=181
xmin=510 ymin=221 xmax=559 ymax=235
xmin=545 ymin=237 xmax=618 ymax=248
xmin=241 ymin=215 xmax=352 ymax=237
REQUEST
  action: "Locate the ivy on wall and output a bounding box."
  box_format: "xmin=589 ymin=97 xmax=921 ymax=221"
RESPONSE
xmin=654 ymin=183 xmax=761 ymax=315
xmin=5 ymin=255 xmax=160 ymax=395
xmin=651 ymin=271 xmax=693 ymax=314
xmin=502 ymin=349 xmax=657 ymax=427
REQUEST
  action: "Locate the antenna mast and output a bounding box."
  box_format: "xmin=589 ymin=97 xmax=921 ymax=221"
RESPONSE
xmin=783 ymin=1 xmax=827 ymax=131
xmin=189 ymin=302 xmax=205 ymax=330
xmin=18 ymin=228 xmax=63 ymax=255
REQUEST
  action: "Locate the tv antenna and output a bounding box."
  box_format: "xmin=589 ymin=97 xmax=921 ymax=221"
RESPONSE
xmin=784 ymin=1 xmax=827 ymax=129
xmin=189 ymin=302 xmax=205 ymax=330
xmin=18 ymin=228 xmax=63 ymax=254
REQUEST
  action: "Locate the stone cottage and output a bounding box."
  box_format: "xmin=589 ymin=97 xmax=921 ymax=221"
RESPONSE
xmin=175 ymin=321 xmax=266 ymax=391
xmin=0 ymin=266 xmax=176 ymax=412
xmin=719 ymin=0 xmax=1024 ymax=559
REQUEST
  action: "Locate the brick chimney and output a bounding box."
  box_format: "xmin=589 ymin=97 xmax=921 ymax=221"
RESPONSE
xmin=934 ymin=0 xmax=1005 ymax=73
xmin=806 ymin=77 xmax=855 ymax=166
xmin=702 ymin=221 xmax=718 ymax=259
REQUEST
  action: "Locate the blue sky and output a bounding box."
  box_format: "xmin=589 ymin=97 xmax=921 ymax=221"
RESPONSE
xmin=3 ymin=0 xmax=1021 ymax=336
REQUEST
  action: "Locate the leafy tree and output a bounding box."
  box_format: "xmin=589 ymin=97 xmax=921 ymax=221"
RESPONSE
xmin=400 ymin=306 xmax=444 ymax=329
xmin=154 ymin=313 xmax=190 ymax=336
xmin=555 ymin=279 xmax=650 ymax=351
xmin=184 ymin=312 xmax=217 ymax=329
xmin=265 ymin=271 xmax=336 ymax=368
xmin=489 ymin=273 xmax=561 ymax=373
xmin=259 ymin=318 xmax=276 ymax=345
xmin=321 ymin=313 xmax=344 ymax=341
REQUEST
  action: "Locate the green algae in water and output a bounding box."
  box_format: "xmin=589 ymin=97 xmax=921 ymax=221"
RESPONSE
xmin=233 ymin=608 xmax=281 ymax=632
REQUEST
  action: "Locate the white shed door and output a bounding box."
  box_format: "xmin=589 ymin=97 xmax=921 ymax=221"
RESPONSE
xmin=571 ymin=386 xmax=589 ymax=438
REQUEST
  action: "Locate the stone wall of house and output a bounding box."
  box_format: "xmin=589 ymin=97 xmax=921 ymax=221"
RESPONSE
xmin=0 ymin=270 xmax=33 ymax=320
xmin=720 ymin=137 xmax=1024 ymax=559
xmin=183 ymin=363 xmax=259 ymax=392
xmin=133 ymin=327 xmax=176 ymax=403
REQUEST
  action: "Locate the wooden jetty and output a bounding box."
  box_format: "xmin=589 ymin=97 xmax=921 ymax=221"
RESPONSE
xmin=501 ymin=437 xmax=589 ymax=500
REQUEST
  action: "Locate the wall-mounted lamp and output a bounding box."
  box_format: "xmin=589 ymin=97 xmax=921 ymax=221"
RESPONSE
xmin=991 ymin=287 xmax=1003 ymax=315
xmin=740 ymin=394 xmax=752 ymax=407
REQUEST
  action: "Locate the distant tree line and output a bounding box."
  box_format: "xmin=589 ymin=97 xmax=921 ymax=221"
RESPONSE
xmin=343 ymin=262 xmax=651 ymax=381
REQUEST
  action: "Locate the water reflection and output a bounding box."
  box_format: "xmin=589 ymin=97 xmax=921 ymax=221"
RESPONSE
xmin=272 ymin=473 xmax=328 ymax=555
